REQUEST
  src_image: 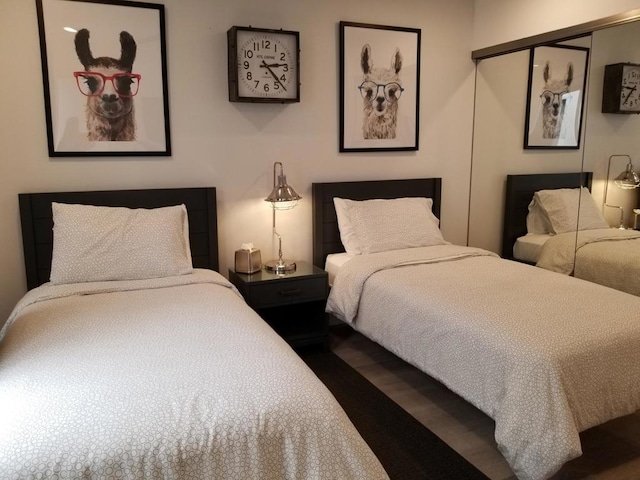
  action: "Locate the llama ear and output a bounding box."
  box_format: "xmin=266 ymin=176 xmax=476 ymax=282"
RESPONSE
xmin=74 ymin=29 xmax=94 ymax=69
xmin=361 ymin=44 xmax=372 ymax=74
xmin=543 ymin=61 xmax=551 ymax=83
xmin=391 ymin=48 xmax=402 ymax=74
xmin=119 ymin=31 xmax=137 ymax=71
xmin=565 ymin=62 xmax=574 ymax=87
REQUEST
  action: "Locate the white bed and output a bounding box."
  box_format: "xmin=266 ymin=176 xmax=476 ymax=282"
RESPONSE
xmin=0 ymin=187 xmax=387 ymax=480
xmin=313 ymin=178 xmax=640 ymax=480
xmin=513 ymin=182 xmax=640 ymax=295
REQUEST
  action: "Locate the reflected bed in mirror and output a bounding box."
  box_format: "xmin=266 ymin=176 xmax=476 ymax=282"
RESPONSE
xmin=504 ymin=172 xmax=640 ymax=296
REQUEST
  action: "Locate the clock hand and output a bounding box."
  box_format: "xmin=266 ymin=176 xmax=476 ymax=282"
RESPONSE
xmin=261 ymin=60 xmax=287 ymax=92
xmin=262 ymin=63 xmax=288 ymax=68
xmin=623 ymin=85 xmax=637 ymax=104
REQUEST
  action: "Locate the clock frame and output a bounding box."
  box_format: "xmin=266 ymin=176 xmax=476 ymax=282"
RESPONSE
xmin=602 ymin=62 xmax=640 ymax=114
xmin=227 ymin=26 xmax=300 ymax=103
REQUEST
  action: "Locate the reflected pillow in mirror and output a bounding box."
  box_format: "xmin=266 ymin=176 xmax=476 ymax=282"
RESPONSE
xmin=533 ymin=187 xmax=609 ymax=234
xmin=50 ymin=203 xmax=193 ymax=284
xmin=333 ymin=197 xmax=447 ymax=255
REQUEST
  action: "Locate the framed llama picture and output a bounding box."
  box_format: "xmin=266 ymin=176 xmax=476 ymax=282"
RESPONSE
xmin=340 ymin=21 xmax=421 ymax=152
xmin=523 ymin=44 xmax=589 ymax=149
xmin=35 ymin=0 xmax=171 ymax=157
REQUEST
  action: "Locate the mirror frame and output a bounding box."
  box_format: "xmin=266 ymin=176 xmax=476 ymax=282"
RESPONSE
xmin=471 ymin=9 xmax=640 ymax=60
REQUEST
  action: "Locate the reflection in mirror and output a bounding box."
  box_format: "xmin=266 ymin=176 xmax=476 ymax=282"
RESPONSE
xmin=468 ymin=36 xmax=590 ymax=268
xmin=576 ymin=20 xmax=640 ymax=295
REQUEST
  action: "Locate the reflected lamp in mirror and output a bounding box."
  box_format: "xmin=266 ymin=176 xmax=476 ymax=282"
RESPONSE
xmin=264 ymin=161 xmax=301 ymax=274
xmin=603 ymin=154 xmax=640 ymax=229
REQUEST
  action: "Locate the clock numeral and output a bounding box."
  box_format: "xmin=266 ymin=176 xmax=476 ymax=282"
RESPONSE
xmin=282 ymin=64 xmax=289 ymax=72
xmin=264 ymin=83 xmax=270 ymax=92
xmin=274 ymin=82 xmax=280 ymax=90
xmin=280 ymin=74 xmax=286 ymax=82
xmin=280 ymin=53 xmax=286 ymax=61
xmin=246 ymin=72 xmax=252 ymax=81
xmin=243 ymin=61 xmax=249 ymax=70
xmin=244 ymin=50 xmax=253 ymax=59
xmin=253 ymin=40 xmax=271 ymax=51
xmin=254 ymin=80 xmax=260 ymax=89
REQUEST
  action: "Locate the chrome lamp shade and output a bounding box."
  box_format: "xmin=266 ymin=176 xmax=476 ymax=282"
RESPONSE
xmin=264 ymin=162 xmax=301 ymax=274
xmin=604 ymin=154 xmax=640 ymax=229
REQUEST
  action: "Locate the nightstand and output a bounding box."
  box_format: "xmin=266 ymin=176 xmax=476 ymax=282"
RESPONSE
xmin=229 ymin=261 xmax=329 ymax=350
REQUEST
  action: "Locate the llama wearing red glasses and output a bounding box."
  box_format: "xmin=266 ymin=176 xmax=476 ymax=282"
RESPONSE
xmin=359 ymin=44 xmax=403 ymax=139
xmin=540 ymin=61 xmax=573 ymax=139
xmin=74 ymin=29 xmax=138 ymax=141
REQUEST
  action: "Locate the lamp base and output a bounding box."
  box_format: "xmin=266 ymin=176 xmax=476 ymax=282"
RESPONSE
xmin=263 ymin=259 xmax=297 ymax=275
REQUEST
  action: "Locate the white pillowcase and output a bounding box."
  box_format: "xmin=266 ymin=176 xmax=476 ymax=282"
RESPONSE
xmin=50 ymin=203 xmax=193 ymax=284
xmin=530 ymin=187 xmax=609 ymax=234
xmin=333 ymin=197 xmax=447 ymax=255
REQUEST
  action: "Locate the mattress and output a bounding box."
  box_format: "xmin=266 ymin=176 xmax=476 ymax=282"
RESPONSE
xmin=513 ymin=233 xmax=551 ymax=263
xmin=0 ymin=269 xmax=387 ymax=480
xmin=325 ymin=252 xmax=356 ymax=285
xmin=326 ymin=245 xmax=640 ymax=480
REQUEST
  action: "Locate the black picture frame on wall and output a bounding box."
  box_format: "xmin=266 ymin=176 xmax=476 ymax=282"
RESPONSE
xmin=339 ymin=21 xmax=420 ymax=152
xmin=523 ymin=44 xmax=589 ymax=150
xmin=35 ymin=0 xmax=171 ymax=157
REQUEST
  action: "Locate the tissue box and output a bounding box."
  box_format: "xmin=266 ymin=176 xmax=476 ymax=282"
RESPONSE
xmin=235 ymin=247 xmax=262 ymax=274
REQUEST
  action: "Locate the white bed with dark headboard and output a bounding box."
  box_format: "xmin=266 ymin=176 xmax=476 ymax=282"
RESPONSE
xmin=504 ymin=172 xmax=640 ymax=296
xmin=312 ymin=178 xmax=640 ymax=480
xmin=0 ymin=187 xmax=387 ymax=480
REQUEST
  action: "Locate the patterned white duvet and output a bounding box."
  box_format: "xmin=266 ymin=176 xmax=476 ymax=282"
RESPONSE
xmin=536 ymin=228 xmax=640 ymax=295
xmin=327 ymin=245 xmax=640 ymax=480
xmin=0 ymin=269 xmax=387 ymax=480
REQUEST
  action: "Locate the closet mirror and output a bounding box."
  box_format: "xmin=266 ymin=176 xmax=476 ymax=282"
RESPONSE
xmin=468 ymin=13 xmax=640 ymax=296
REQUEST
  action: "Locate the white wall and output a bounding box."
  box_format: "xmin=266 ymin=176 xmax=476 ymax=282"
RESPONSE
xmin=473 ymin=0 xmax=640 ymax=51
xmin=0 ymin=0 xmax=476 ymax=323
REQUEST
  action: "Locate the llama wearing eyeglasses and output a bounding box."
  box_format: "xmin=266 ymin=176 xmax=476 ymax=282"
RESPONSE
xmin=360 ymin=44 xmax=403 ymax=139
xmin=540 ymin=61 xmax=573 ymax=139
xmin=74 ymin=29 xmax=137 ymax=141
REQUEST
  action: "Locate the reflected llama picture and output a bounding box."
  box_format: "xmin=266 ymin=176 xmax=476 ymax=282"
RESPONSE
xmin=524 ymin=44 xmax=589 ymax=149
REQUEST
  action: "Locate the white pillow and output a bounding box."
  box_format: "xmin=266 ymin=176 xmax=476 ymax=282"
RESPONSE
xmin=533 ymin=187 xmax=609 ymax=234
xmin=333 ymin=197 xmax=447 ymax=254
xmin=50 ymin=203 xmax=193 ymax=284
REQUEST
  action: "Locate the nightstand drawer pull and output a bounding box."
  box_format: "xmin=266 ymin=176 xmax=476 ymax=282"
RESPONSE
xmin=279 ymin=288 xmax=301 ymax=297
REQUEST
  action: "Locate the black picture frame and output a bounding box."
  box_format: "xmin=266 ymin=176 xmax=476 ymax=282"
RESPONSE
xmin=523 ymin=44 xmax=589 ymax=150
xmin=35 ymin=0 xmax=171 ymax=157
xmin=339 ymin=21 xmax=420 ymax=152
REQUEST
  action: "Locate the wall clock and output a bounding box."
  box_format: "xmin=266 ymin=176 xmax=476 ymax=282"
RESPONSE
xmin=602 ymin=62 xmax=640 ymax=114
xmin=227 ymin=26 xmax=300 ymax=103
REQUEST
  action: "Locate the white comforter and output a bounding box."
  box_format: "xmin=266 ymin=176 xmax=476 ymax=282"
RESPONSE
xmin=0 ymin=269 xmax=387 ymax=480
xmin=536 ymin=228 xmax=640 ymax=295
xmin=327 ymin=245 xmax=640 ymax=480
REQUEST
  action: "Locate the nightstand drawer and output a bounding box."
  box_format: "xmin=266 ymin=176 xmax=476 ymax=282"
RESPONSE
xmin=248 ymin=276 xmax=326 ymax=308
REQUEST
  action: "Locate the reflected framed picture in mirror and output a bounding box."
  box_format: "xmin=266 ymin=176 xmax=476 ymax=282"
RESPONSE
xmin=523 ymin=44 xmax=589 ymax=149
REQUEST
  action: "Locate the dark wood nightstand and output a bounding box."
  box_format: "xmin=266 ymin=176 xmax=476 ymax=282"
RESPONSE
xmin=229 ymin=261 xmax=329 ymax=350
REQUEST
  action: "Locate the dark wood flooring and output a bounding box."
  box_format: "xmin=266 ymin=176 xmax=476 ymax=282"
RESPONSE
xmin=329 ymin=324 xmax=640 ymax=480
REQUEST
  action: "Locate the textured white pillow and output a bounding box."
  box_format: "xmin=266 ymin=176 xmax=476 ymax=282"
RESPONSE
xmin=50 ymin=203 xmax=193 ymax=284
xmin=533 ymin=187 xmax=609 ymax=234
xmin=333 ymin=197 xmax=447 ymax=254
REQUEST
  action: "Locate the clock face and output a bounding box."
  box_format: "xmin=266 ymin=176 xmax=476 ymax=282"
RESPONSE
xmin=620 ymin=65 xmax=640 ymax=111
xmin=235 ymin=29 xmax=299 ymax=101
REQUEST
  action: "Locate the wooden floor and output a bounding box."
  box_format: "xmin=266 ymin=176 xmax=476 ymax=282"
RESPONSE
xmin=329 ymin=324 xmax=640 ymax=480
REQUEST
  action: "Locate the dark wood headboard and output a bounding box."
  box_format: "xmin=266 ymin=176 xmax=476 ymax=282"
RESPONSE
xmin=312 ymin=178 xmax=442 ymax=268
xmin=19 ymin=187 xmax=218 ymax=290
xmin=502 ymin=172 xmax=592 ymax=259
